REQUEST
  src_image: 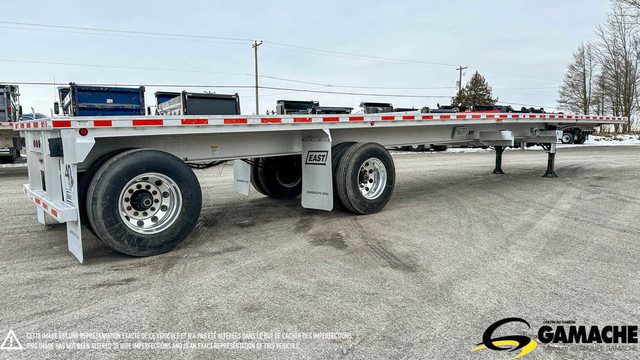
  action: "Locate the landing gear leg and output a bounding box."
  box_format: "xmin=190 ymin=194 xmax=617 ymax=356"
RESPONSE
xmin=492 ymin=146 xmax=505 ymax=174
xmin=542 ymin=143 xmax=558 ymax=178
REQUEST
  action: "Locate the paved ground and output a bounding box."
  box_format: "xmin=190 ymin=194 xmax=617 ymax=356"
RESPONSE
xmin=0 ymin=146 xmax=639 ymax=359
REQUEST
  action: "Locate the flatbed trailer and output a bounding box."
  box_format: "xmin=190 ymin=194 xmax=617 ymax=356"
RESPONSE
xmin=14 ymin=111 xmax=625 ymax=262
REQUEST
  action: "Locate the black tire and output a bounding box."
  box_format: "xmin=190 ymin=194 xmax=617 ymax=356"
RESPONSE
xmin=332 ymin=142 xmax=356 ymax=175
xmin=86 ymin=149 xmax=202 ymax=257
xmin=574 ymin=135 xmax=586 ymax=144
xmin=78 ymin=149 xmax=132 ymax=236
xmin=331 ymin=142 xmax=357 ymax=209
xmin=335 ymin=142 xmax=395 ymax=215
xmin=257 ymin=155 xmax=302 ymax=199
xmin=409 ymin=144 xmax=425 ymax=151
xmin=430 ymin=145 xmax=448 ymax=152
xmin=249 ymin=158 xmax=269 ymax=196
xmin=561 ymin=132 xmax=574 ymax=144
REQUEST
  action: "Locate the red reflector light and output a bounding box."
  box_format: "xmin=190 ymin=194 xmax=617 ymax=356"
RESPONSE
xmin=79 ymin=128 xmax=88 ymax=136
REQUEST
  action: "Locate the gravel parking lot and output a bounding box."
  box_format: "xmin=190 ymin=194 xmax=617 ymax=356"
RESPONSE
xmin=1 ymin=146 xmax=639 ymax=359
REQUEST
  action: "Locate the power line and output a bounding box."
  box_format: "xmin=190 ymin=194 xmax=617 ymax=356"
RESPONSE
xmin=258 ymin=75 xmax=456 ymax=90
xmin=0 ymin=20 xmax=561 ymax=82
xmin=265 ymin=42 xmax=460 ymax=68
xmin=0 ymin=81 xmax=453 ymax=98
xmin=0 ymin=21 xmax=254 ymax=43
xmin=2 ymin=58 xmax=553 ymax=92
xmin=0 ymin=25 xmax=249 ymax=46
xmin=0 ymin=58 xmax=456 ymax=90
xmin=0 ymin=58 xmax=253 ymax=77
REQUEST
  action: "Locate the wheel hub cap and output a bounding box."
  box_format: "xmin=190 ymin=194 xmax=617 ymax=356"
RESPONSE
xmin=358 ymin=158 xmax=387 ymax=200
xmin=118 ymin=173 xmax=182 ymax=234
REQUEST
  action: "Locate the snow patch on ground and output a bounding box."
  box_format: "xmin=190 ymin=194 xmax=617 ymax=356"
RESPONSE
xmin=391 ymin=134 xmax=640 ymax=155
xmin=0 ymin=161 xmax=27 ymax=168
xmin=582 ymin=134 xmax=640 ymax=146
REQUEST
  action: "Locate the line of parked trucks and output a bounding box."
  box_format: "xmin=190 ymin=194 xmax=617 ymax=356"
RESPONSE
xmin=0 ymin=83 xmax=595 ymax=164
xmin=50 ymin=83 xmax=599 ymax=147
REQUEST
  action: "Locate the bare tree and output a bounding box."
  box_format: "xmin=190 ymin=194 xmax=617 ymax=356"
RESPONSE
xmin=558 ymin=43 xmax=597 ymax=114
xmin=595 ymin=2 xmax=640 ymax=132
xmin=615 ymin=0 xmax=640 ymax=11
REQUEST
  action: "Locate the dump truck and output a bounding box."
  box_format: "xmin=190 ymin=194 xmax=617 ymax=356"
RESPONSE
xmin=55 ymin=83 xmax=146 ymax=116
xmin=157 ymin=91 xmax=241 ymax=116
xmin=560 ymin=127 xmax=594 ymax=144
xmin=0 ymin=85 xmax=23 ymax=163
xmin=276 ymin=100 xmax=352 ymax=115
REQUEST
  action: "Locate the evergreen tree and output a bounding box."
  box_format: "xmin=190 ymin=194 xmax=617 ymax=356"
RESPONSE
xmin=451 ymin=71 xmax=497 ymax=107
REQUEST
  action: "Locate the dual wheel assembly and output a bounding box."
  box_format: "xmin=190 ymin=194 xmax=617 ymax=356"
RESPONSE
xmin=79 ymin=142 xmax=395 ymax=257
xmin=248 ymin=142 xmax=395 ymax=215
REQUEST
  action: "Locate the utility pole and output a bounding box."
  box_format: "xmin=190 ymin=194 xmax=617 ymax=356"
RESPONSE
xmin=252 ymin=40 xmax=263 ymax=115
xmin=456 ymin=66 xmax=467 ymax=93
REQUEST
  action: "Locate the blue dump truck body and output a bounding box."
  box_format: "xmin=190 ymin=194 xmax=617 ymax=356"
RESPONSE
xmin=58 ymin=84 xmax=146 ymax=116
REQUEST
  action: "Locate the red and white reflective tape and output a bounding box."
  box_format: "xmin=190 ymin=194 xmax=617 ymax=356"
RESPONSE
xmin=23 ymin=185 xmax=76 ymax=222
xmin=24 ymin=186 xmax=60 ymax=220
xmin=12 ymin=113 xmax=627 ymax=131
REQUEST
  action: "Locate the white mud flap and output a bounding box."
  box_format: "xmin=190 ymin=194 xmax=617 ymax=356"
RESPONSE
xmin=301 ymin=129 xmax=333 ymax=211
xmin=60 ymin=163 xmax=83 ymax=263
xmin=233 ymin=160 xmax=251 ymax=195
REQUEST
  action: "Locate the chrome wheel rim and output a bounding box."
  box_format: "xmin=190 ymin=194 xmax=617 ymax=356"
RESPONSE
xmin=358 ymin=158 xmax=387 ymax=200
xmin=118 ymin=172 xmax=182 ymax=234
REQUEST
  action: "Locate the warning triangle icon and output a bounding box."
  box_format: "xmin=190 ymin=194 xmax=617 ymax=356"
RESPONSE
xmin=0 ymin=330 xmax=23 ymax=350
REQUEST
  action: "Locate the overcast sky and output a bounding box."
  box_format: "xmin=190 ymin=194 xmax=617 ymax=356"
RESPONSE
xmin=2 ymin=0 xmax=611 ymax=115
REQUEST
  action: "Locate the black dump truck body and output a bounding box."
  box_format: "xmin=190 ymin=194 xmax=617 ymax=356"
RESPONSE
xmin=276 ymin=100 xmax=352 ymax=115
xmin=157 ymin=92 xmax=241 ymax=115
xmin=276 ymin=100 xmax=319 ymax=115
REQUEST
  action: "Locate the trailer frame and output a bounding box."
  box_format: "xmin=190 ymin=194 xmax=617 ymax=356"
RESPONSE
xmin=15 ymin=111 xmax=625 ymax=262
